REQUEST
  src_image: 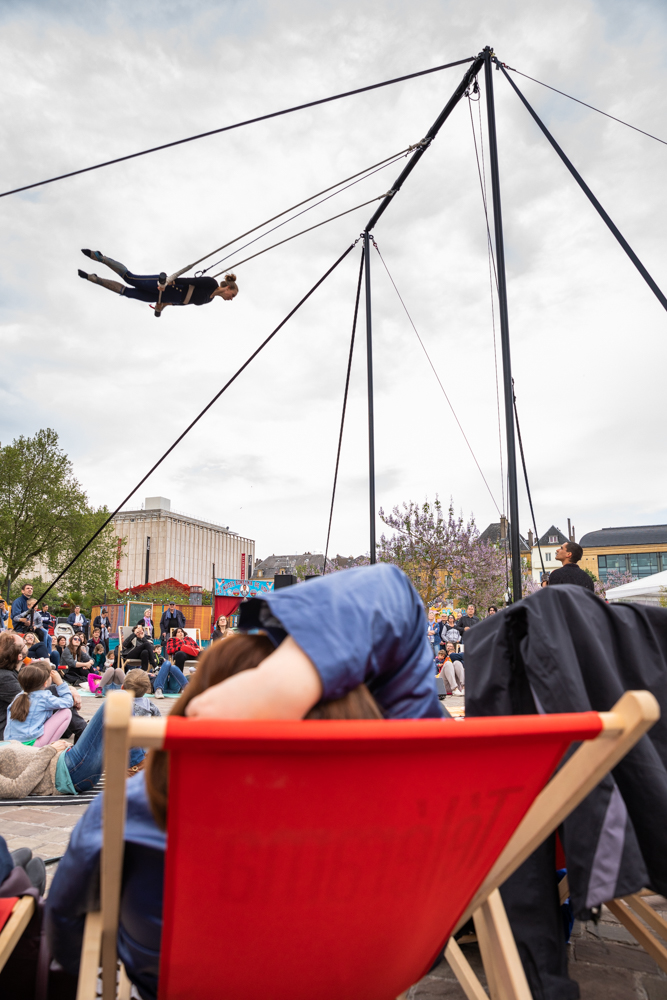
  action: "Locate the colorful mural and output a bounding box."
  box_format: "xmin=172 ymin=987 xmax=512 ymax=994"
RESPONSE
xmin=214 ymin=579 xmax=274 ymax=598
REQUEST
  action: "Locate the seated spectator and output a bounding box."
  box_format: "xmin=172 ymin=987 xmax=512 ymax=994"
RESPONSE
xmin=51 ymin=634 xmax=68 ymax=668
xmin=46 ymin=564 xmax=441 ymax=998
xmin=151 ymin=656 xmax=189 ymax=700
xmin=122 ymin=624 xmax=157 ymax=671
xmin=48 ymin=640 xmax=387 ymax=996
xmin=0 ymin=701 xmax=105 ymax=798
xmin=0 ymin=834 xmax=46 ymax=895
xmin=444 ymin=640 xmax=464 ymax=666
xmin=87 ymin=628 xmax=103 ymax=656
xmin=23 ymin=631 xmax=50 ymax=660
xmin=60 ymin=635 xmax=94 ymax=686
xmin=457 ymin=603 xmax=480 ymax=632
xmin=211 ymin=615 xmax=233 ymax=641
xmin=440 ymin=614 xmax=461 ymax=645
xmin=165 ymin=627 xmax=200 ymax=672
xmin=67 ymin=605 xmax=88 ymax=638
xmin=0 ymin=632 xmax=24 ymax=739
xmin=40 ymin=604 xmax=56 ymax=632
xmin=94 ymin=649 xmax=126 ymax=700
xmin=123 ymin=669 xmax=161 ymax=774
xmin=23 ymin=598 xmax=53 ymax=654
xmin=4 ymin=662 xmax=73 ymax=746
xmin=439 ymin=644 xmax=464 ymax=696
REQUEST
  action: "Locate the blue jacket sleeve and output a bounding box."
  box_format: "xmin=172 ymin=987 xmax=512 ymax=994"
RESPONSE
xmin=45 ymin=794 xmax=103 ymax=974
xmin=46 ymin=774 xmax=166 ymax=975
xmin=261 ymin=564 xmax=442 ymax=719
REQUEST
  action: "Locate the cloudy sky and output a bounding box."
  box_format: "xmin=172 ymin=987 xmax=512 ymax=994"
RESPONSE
xmin=1 ymin=0 xmax=666 ymax=561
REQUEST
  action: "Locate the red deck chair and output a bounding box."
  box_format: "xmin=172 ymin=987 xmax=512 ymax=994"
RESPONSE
xmin=0 ymin=895 xmax=36 ymax=975
xmin=78 ymin=689 xmax=658 ymax=1000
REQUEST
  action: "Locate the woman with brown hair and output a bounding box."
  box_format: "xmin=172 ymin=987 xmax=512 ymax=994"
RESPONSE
xmin=46 ymin=563 xmax=439 ymax=999
xmin=211 ymin=615 xmax=233 ymax=642
xmin=60 ymin=635 xmax=94 ymax=686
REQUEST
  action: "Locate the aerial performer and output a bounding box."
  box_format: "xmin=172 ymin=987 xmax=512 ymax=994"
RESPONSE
xmin=77 ymin=250 xmax=238 ymax=317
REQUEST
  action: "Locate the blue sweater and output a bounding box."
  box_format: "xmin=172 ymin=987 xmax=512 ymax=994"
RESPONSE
xmin=46 ymin=563 xmax=442 ymax=998
xmin=5 ymin=685 xmax=73 ymax=742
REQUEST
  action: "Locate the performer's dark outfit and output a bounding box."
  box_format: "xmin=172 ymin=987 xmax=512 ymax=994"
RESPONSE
xmin=78 ymin=250 xmax=218 ymax=307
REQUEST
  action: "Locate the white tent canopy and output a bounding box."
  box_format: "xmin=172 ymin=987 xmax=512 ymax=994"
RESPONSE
xmin=605 ymin=569 xmax=667 ymax=605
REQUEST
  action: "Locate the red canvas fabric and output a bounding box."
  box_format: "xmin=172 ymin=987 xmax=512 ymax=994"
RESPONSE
xmin=213 ymin=596 xmax=241 ymax=621
xmin=0 ymin=897 xmax=18 ymax=931
xmin=159 ymin=713 xmax=603 ymax=1000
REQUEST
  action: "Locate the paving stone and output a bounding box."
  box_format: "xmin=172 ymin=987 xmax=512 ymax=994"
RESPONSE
xmin=574 ymin=938 xmax=659 ymax=974
xmin=568 ymin=961 xmax=637 ymax=1000
xmin=645 ymin=976 xmax=667 ymax=1000
xmin=589 ymin=921 xmax=638 ymax=945
xmin=409 ymin=975 xmax=470 ymax=999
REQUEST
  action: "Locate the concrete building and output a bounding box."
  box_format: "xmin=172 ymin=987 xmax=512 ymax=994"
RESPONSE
xmin=112 ymin=496 xmax=255 ymax=590
xmin=579 ymin=525 xmax=667 ymax=583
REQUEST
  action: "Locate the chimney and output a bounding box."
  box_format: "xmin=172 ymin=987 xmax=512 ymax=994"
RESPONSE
xmin=528 ymin=528 xmax=534 ymax=548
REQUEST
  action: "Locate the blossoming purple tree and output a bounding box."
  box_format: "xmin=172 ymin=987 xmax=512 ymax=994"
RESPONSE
xmin=377 ymin=496 xmax=507 ymax=609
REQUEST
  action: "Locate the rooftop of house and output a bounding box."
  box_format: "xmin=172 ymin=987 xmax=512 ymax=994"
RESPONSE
xmin=579 ymin=525 xmax=667 ymax=548
xmin=536 ymin=525 xmax=569 ymax=547
xmin=479 ymin=522 xmax=531 ymax=552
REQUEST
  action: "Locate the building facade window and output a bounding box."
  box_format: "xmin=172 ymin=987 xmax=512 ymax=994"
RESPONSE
xmin=597 ymin=552 xmax=665 ymax=582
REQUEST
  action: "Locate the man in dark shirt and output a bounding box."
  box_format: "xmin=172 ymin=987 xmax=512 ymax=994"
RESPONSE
xmin=77 ymin=249 xmax=238 ymax=316
xmin=548 ymin=541 xmax=595 ymax=591
xmin=457 ymin=603 xmax=481 ymax=632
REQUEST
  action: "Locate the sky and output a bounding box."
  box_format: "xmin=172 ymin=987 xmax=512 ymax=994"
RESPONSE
xmin=1 ymin=0 xmax=666 ymax=561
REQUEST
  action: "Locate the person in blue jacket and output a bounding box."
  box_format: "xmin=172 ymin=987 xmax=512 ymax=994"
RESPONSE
xmin=46 ymin=564 xmax=443 ymax=999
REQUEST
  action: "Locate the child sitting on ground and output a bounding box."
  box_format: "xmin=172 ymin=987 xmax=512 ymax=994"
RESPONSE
xmin=123 ymin=669 xmax=161 ymax=776
xmin=4 ymin=662 xmax=74 ymax=746
xmin=93 ymin=649 xmax=126 ymax=699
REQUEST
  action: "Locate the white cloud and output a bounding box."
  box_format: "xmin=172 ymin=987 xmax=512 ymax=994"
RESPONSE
xmin=1 ymin=0 xmax=666 ymax=560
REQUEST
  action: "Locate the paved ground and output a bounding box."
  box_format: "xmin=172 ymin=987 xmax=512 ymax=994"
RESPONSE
xmin=2 ymin=689 xmax=665 ymax=999
xmin=407 ymin=900 xmax=667 ymax=999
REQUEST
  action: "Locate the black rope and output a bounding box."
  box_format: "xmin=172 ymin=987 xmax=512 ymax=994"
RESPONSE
xmin=499 ymin=62 xmax=667 ymax=314
xmin=200 ymin=148 xmax=408 ymax=276
xmin=504 ymin=64 xmax=667 ymax=148
xmin=0 ymin=58 xmax=475 ymax=200
xmin=323 ymin=247 xmax=365 ymax=574
xmin=467 ymin=92 xmax=505 ymax=517
xmin=512 ymin=379 xmax=545 ymax=579
xmin=37 ymin=243 xmax=356 ymax=604
xmin=371 ymin=239 xmax=502 ymax=515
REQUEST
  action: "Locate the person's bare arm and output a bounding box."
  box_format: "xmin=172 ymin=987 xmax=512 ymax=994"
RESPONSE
xmin=185 ymin=636 xmax=323 ymax=720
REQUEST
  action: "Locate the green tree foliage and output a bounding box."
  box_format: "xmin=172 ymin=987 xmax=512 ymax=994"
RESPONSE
xmin=0 ymin=428 xmax=116 ymax=607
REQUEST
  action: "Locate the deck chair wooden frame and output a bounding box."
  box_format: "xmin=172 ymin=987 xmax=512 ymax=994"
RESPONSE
xmin=0 ymin=896 xmax=35 ymax=975
xmin=76 ymin=689 xmax=658 ymax=1000
xmin=441 ymin=690 xmax=660 ymax=1000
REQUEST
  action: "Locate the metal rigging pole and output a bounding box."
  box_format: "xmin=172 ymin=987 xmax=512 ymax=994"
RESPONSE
xmin=484 ymin=46 xmax=523 ymax=602
xmin=364 ymin=231 xmax=377 ymax=563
